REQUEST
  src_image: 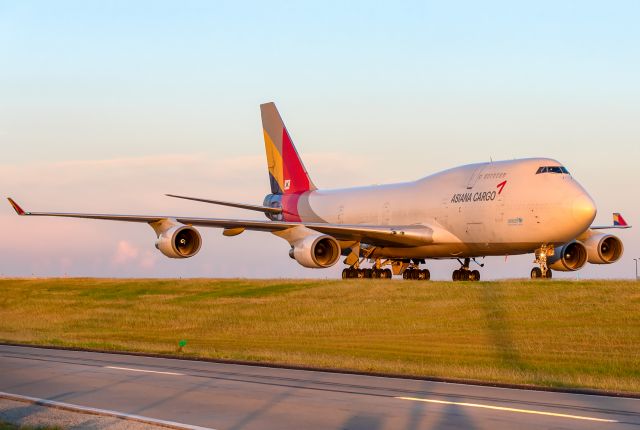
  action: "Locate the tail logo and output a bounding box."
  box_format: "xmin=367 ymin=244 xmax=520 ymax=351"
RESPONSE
xmin=613 ymin=213 xmax=628 ymax=227
xmin=260 ymin=102 xmax=316 ymax=195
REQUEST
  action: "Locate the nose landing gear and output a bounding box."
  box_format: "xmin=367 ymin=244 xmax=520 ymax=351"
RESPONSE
xmin=452 ymin=258 xmax=481 ymax=282
xmin=531 ymin=245 xmax=554 ymax=279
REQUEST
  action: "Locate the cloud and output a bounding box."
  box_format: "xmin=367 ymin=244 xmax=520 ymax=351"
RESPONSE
xmin=111 ymin=240 xmax=158 ymax=270
xmin=112 ymin=240 xmax=139 ymax=265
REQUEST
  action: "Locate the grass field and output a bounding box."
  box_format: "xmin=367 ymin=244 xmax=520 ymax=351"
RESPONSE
xmin=1 ymin=278 xmax=639 ymax=393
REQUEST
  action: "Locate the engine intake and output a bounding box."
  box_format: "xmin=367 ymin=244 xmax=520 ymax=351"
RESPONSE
xmin=289 ymin=234 xmax=341 ymax=268
xmin=584 ymin=234 xmax=623 ymax=264
xmin=155 ymin=225 xmax=202 ymax=258
xmin=548 ymin=241 xmax=587 ymax=272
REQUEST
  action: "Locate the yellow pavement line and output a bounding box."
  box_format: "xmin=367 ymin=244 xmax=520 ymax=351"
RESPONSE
xmin=396 ymin=396 xmax=618 ymax=423
xmin=105 ymin=366 xmax=184 ymax=376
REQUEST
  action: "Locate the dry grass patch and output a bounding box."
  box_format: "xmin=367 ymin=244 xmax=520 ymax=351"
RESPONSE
xmin=1 ymin=278 xmax=639 ymax=392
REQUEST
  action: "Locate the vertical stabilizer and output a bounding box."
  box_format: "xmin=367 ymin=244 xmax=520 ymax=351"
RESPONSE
xmin=613 ymin=213 xmax=628 ymax=227
xmin=260 ymin=102 xmax=317 ymax=195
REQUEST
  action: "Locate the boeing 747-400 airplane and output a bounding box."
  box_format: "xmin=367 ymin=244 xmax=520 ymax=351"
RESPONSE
xmin=7 ymin=103 xmax=630 ymax=280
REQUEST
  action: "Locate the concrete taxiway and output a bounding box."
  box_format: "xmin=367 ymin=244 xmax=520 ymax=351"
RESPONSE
xmin=0 ymin=344 xmax=638 ymax=429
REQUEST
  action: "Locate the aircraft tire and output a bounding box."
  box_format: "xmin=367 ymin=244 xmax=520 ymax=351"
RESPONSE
xmin=471 ymin=270 xmax=480 ymax=281
xmin=421 ymin=269 xmax=430 ymax=281
xmin=383 ymin=268 xmax=392 ymax=278
xmin=363 ymin=268 xmax=372 ymax=278
xmin=545 ymin=269 xmax=552 ymax=279
xmin=452 ymin=270 xmax=459 ymax=281
xmin=342 ymin=268 xmax=349 ymax=279
xmin=531 ymin=267 xmax=542 ymax=279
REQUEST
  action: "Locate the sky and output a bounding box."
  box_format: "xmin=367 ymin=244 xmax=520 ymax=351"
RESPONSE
xmin=1 ymin=1 xmax=639 ymax=279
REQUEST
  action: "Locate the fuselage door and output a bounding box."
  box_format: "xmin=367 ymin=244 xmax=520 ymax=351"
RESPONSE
xmin=466 ymin=165 xmax=486 ymax=189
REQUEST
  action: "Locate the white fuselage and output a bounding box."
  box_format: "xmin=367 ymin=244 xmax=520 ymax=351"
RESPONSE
xmin=296 ymin=158 xmax=596 ymax=258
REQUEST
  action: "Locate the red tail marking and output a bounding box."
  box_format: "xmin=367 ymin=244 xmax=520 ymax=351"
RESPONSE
xmin=281 ymin=127 xmax=310 ymax=194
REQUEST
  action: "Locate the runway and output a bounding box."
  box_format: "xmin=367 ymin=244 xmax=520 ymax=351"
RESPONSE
xmin=0 ymin=345 xmax=638 ymax=429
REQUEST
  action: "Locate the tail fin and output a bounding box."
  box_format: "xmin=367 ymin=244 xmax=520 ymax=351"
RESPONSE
xmin=260 ymin=102 xmax=316 ymax=195
xmin=613 ymin=212 xmax=628 ymax=227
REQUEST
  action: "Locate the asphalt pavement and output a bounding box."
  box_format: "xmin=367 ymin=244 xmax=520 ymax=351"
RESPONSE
xmin=0 ymin=344 xmax=638 ymax=429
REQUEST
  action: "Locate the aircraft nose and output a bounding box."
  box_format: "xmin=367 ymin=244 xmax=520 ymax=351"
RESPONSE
xmin=572 ymin=193 xmax=596 ymax=226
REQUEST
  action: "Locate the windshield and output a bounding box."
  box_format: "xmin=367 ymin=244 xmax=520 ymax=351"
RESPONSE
xmin=536 ymin=166 xmax=570 ymax=175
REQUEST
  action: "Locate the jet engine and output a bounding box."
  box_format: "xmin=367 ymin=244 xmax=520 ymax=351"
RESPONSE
xmin=584 ymin=234 xmax=624 ymax=264
xmin=289 ymin=234 xmax=341 ymax=268
xmin=548 ymin=241 xmax=588 ymax=271
xmin=155 ymin=225 xmax=202 ymax=258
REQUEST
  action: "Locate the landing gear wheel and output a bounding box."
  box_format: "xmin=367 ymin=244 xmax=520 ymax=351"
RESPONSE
xmin=383 ymin=268 xmax=392 ymax=279
xmin=342 ymin=268 xmax=349 ymax=279
xmin=471 ymin=270 xmax=480 ymax=281
xmin=372 ymin=269 xmax=380 ymax=279
xmin=422 ymin=269 xmax=431 ymax=281
xmin=363 ymin=268 xmax=372 ymax=278
xmin=531 ymin=267 xmax=542 ymax=279
xmin=452 ymin=270 xmax=458 ymax=281
xmin=544 ymin=269 xmax=552 ymax=279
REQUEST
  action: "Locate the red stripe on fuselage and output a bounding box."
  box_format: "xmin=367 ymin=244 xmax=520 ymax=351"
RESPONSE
xmin=281 ymin=193 xmax=302 ymax=222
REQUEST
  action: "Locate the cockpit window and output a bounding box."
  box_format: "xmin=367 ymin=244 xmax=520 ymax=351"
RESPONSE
xmin=536 ymin=166 xmax=569 ymax=175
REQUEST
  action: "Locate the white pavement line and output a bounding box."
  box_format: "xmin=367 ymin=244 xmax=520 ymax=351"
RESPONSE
xmin=105 ymin=365 xmax=184 ymax=376
xmin=0 ymin=391 xmax=214 ymax=430
xmin=396 ymin=396 xmax=618 ymax=423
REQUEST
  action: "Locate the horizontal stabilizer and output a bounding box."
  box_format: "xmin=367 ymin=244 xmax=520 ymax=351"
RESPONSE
xmin=166 ymin=194 xmax=282 ymax=215
xmin=591 ymin=212 xmax=631 ymax=230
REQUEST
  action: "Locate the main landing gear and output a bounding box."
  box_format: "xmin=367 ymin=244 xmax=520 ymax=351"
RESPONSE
xmin=531 ymin=245 xmax=553 ymax=279
xmin=342 ymin=267 xmax=392 ymax=279
xmin=452 ymin=258 xmax=481 ymax=282
xmin=341 ymin=258 xmax=431 ymax=280
xmin=402 ymin=263 xmax=430 ymax=281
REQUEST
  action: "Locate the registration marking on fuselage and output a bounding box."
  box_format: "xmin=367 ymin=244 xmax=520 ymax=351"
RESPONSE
xmin=105 ymin=366 xmax=184 ymax=376
xmin=396 ymin=396 xmax=618 ymax=423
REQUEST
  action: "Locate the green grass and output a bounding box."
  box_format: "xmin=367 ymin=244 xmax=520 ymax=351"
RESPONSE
xmin=1 ymin=278 xmax=639 ymax=393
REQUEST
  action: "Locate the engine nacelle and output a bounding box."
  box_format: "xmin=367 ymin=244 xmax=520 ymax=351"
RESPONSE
xmin=584 ymin=234 xmax=624 ymax=264
xmin=155 ymin=225 xmax=202 ymax=258
xmin=548 ymin=241 xmax=588 ymax=271
xmin=289 ymin=234 xmax=341 ymax=268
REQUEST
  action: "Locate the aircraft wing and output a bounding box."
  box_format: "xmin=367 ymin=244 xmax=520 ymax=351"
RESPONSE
xmin=165 ymin=194 xmax=282 ymax=215
xmin=7 ymin=198 xmax=436 ymax=247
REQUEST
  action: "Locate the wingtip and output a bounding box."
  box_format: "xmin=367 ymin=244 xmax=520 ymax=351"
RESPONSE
xmin=7 ymin=197 xmax=27 ymax=215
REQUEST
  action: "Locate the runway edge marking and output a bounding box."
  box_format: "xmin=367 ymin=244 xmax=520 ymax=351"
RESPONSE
xmin=105 ymin=365 xmax=184 ymax=376
xmin=0 ymin=391 xmax=214 ymax=430
xmin=396 ymin=396 xmax=618 ymax=423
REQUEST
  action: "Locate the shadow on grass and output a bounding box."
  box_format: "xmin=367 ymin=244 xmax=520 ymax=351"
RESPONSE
xmin=479 ymin=285 xmax=569 ymax=388
xmin=479 ymin=285 xmax=527 ymax=371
